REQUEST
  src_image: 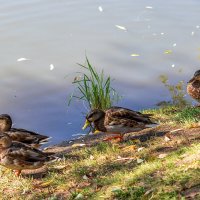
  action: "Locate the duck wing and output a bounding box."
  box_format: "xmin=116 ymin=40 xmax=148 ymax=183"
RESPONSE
xmin=8 ymin=142 xmax=51 ymax=162
xmin=0 ymin=141 xmax=55 ymax=170
xmin=106 ymin=107 xmax=155 ymax=124
xmin=6 ymin=128 xmax=50 ymax=145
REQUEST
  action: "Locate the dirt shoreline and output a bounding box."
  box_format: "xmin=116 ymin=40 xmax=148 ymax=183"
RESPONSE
xmin=44 ymin=124 xmax=200 ymax=156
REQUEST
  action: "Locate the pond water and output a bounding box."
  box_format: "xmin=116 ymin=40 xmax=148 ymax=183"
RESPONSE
xmin=0 ymin=0 xmax=200 ymax=145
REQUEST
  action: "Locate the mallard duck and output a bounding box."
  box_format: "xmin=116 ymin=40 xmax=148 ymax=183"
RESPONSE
xmin=82 ymin=106 xmax=156 ymax=141
xmin=187 ymin=70 xmax=200 ymax=103
xmin=0 ymin=132 xmax=54 ymax=176
xmin=0 ymin=114 xmax=51 ymax=148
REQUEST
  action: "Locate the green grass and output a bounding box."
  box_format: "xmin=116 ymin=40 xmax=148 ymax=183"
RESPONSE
xmin=174 ymin=106 xmax=200 ymax=124
xmin=112 ymin=186 xmax=145 ymax=200
xmin=68 ymin=57 xmax=120 ymax=110
xmin=143 ymin=105 xmax=200 ymax=127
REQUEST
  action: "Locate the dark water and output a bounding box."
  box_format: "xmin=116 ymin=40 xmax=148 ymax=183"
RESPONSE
xmin=0 ymin=0 xmax=200 ymax=145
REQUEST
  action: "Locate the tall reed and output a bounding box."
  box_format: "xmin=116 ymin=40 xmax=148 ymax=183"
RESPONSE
xmin=68 ymin=57 xmax=120 ymax=110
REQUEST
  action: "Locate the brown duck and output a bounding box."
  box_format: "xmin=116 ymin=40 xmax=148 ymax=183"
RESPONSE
xmin=0 ymin=114 xmax=51 ymax=148
xmin=82 ymin=106 xmax=156 ymax=141
xmin=0 ymin=132 xmax=55 ymax=176
xmin=187 ymin=70 xmax=200 ymax=103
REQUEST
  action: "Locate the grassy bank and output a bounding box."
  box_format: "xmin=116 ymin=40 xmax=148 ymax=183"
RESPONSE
xmin=0 ymin=106 xmax=200 ymax=200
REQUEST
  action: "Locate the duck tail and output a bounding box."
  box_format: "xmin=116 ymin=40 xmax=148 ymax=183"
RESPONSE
xmin=145 ymin=122 xmax=158 ymax=128
xmin=45 ymin=154 xmax=60 ymax=163
xmin=39 ymin=136 xmax=52 ymax=145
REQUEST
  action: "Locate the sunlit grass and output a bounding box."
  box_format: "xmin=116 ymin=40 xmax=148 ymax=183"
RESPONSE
xmin=143 ymin=105 xmax=200 ymax=127
xmin=0 ymin=141 xmax=199 ymax=199
xmin=0 ymin=106 xmax=199 ymax=199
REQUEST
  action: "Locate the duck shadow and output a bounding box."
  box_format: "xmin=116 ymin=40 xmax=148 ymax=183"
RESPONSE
xmin=124 ymin=128 xmax=169 ymax=142
xmin=21 ymin=166 xmax=64 ymax=179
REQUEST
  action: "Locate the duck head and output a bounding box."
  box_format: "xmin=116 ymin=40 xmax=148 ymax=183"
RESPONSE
xmin=0 ymin=114 xmax=12 ymax=132
xmin=194 ymin=69 xmax=200 ymax=77
xmin=82 ymin=109 xmax=105 ymax=130
xmin=0 ymin=132 xmax=12 ymax=148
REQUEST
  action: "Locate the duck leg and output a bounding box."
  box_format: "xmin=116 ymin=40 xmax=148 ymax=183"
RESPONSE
xmin=103 ymin=133 xmax=124 ymax=142
xmin=14 ymin=170 xmax=22 ymax=177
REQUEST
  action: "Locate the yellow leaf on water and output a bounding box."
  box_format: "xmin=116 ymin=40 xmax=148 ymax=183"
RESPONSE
xmin=164 ymin=50 xmax=172 ymax=54
xmin=130 ymin=54 xmax=140 ymax=57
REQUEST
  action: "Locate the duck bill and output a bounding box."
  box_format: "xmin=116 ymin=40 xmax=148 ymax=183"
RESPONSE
xmin=82 ymin=119 xmax=90 ymax=130
xmin=93 ymin=130 xmax=101 ymax=134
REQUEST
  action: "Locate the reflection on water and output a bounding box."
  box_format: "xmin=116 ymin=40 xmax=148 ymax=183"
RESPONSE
xmin=0 ymin=0 xmax=200 ymax=144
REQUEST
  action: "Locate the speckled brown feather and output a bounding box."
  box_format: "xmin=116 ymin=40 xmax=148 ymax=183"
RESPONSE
xmin=0 ymin=114 xmax=12 ymax=132
xmin=0 ymin=114 xmax=50 ymax=148
xmin=89 ymin=106 xmax=156 ymax=134
xmin=6 ymin=128 xmax=50 ymax=148
xmin=187 ymin=75 xmax=200 ymax=102
xmin=0 ymin=140 xmax=54 ymax=171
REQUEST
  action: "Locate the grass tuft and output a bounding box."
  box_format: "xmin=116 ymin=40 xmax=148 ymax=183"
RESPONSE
xmin=68 ymin=57 xmax=121 ymax=110
xmin=174 ymin=106 xmax=200 ymax=124
xmin=112 ymin=186 xmax=145 ymax=200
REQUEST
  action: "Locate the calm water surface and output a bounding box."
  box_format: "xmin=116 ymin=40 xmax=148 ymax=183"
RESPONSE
xmin=0 ymin=0 xmax=200 ymax=145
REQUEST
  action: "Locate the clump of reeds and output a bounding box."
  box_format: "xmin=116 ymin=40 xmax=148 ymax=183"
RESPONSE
xmin=68 ymin=57 xmax=120 ymax=110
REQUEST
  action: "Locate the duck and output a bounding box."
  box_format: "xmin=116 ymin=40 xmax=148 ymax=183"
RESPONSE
xmin=82 ymin=106 xmax=156 ymax=141
xmin=0 ymin=114 xmax=51 ymax=148
xmin=187 ymin=70 xmax=200 ymax=103
xmin=0 ymin=132 xmax=55 ymax=176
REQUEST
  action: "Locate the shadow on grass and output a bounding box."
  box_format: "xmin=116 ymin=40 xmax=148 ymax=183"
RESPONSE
xmin=125 ymin=129 xmax=169 ymax=142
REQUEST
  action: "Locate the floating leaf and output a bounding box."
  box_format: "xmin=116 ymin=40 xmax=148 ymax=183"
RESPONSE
xmin=98 ymin=6 xmax=103 ymax=12
xmin=115 ymin=25 xmax=127 ymax=31
xmin=130 ymin=54 xmax=140 ymax=57
xmin=17 ymin=58 xmax=30 ymax=62
xmin=164 ymin=50 xmax=172 ymax=54
xmin=50 ymin=64 xmax=54 ymax=71
xmin=145 ymin=6 xmax=153 ymax=9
